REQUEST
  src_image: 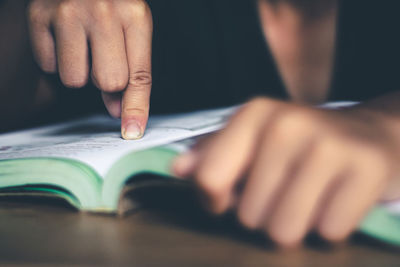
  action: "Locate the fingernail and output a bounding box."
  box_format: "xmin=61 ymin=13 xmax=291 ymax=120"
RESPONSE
xmin=122 ymin=121 xmax=143 ymax=140
xmin=172 ymin=151 xmax=197 ymax=178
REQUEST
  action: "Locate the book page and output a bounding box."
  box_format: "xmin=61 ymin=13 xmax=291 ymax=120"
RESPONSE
xmin=0 ymin=101 xmax=360 ymax=178
xmin=383 ymin=200 xmax=400 ymax=215
xmin=318 ymin=101 xmax=359 ymax=109
xmin=0 ymin=106 xmax=238 ymax=177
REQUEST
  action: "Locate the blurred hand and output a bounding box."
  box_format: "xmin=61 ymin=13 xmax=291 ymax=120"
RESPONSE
xmin=173 ymin=97 xmax=400 ymax=247
xmin=28 ymin=0 xmax=153 ymax=139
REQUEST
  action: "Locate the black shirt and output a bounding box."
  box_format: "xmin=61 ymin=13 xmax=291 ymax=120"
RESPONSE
xmin=60 ymin=0 xmax=400 ymax=115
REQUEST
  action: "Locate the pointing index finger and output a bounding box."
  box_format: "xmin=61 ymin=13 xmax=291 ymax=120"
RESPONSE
xmin=120 ymin=2 xmax=153 ymax=140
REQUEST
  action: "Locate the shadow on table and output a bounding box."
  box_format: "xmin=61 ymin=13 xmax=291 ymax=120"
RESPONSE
xmin=120 ymin=176 xmax=400 ymax=253
xmin=0 ymin=178 xmax=398 ymax=254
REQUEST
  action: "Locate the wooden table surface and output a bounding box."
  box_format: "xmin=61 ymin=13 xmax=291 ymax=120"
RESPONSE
xmin=0 ymin=198 xmax=398 ymax=267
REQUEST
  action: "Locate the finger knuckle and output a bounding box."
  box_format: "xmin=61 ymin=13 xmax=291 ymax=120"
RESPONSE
xmin=246 ymin=97 xmax=270 ymax=109
xmin=56 ymin=0 xmax=80 ymax=22
xmin=123 ymin=0 xmax=151 ymax=20
xmin=99 ymin=78 xmax=127 ymax=93
xmin=272 ymin=111 xmax=309 ymax=141
xmin=282 ymin=111 xmax=312 ymax=132
xmin=122 ymin=107 xmax=147 ymax=116
xmin=315 ymin=136 xmax=340 ymax=160
xmin=129 ymin=71 xmax=152 ymax=88
xmin=91 ymin=0 xmax=114 ymax=22
xmin=231 ymin=97 xmax=270 ymax=123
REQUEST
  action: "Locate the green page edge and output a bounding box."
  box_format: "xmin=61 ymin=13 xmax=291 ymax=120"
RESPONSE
xmin=0 ymin=147 xmax=179 ymax=212
xmin=101 ymin=147 xmax=179 ymax=210
xmin=0 ymin=158 xmax=103 ymax=209
xmin=359 ymin=206 xmax=400 ymax=246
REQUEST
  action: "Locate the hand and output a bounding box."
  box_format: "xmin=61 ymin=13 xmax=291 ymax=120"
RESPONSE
xmin=173 ymin=97 xmax=400 ymax=247
xmin=28 ymin=0 xmax=153 ymax=139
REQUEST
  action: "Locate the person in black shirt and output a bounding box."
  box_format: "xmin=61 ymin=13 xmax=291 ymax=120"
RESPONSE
xmin=1 ymin=0 xmax=400 ymax=247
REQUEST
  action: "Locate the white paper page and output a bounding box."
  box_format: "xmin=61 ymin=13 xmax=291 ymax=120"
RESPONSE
xmin=0 ymin=106 xmax=238 ymax=176
xmin=383 ymin=200 xmax=400 ymax=215
xmin=319 ymin=101 xmax=359 ymax=109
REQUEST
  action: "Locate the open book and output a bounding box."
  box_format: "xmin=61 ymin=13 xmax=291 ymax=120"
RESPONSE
xmin=0 ymin=106 xmax=238 ymax=212
xmin=0 ymin=104 xmax=399 ymax=246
